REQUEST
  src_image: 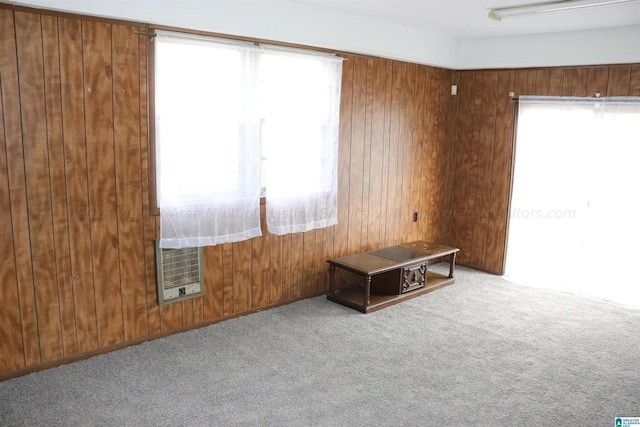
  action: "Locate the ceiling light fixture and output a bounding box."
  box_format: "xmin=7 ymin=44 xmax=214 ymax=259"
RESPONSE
xmin=488 ymin=0 xmax=639 ymax=20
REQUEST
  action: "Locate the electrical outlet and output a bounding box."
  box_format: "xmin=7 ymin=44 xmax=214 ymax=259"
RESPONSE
xmin=413 ymin=212 xmax=418 ymax=222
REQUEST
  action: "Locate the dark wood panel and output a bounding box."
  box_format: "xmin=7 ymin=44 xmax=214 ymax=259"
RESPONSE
xmin=630 ymin=66 xmax=640 ymax=96
xmin=268 ymin=232 xmax=282 ymax=303
xmin=535 ymin=69 xmax=550 ymax=96
xmin=41 ymin=15 xmax=77 ymax=357
xmin=289 ymin=233 xmax=304 ymax=299
xmin=0 ymin=9 xmax=25 ymax=372
xmin=302 ymin=230 xmax=316 ymax=295
xmin=586 ymin=67 xmax=609 ymax=96
xmin=571 ymin=68 xmax=589 ymax=97
xmin=3 ymin=10 xmax=41 ymax=367
xmin=335 ymin=55 xmax=352 ymax=261
xmin=607 ymin=67 xmax=631 ymax=96
xmin=548 ymin=68 xmax=564 ymax=96
xmin=400 ymin=63 xmax=416 ymax=243
xmin=58 ymin=17 xmax=99 ymax=354
xmin=451 ymin=71 xmax=473 ymax=265
xmin=222 ymin=242 xmax=234 ymax=316
xmin=83 ymin=21 xmax=124 ymax=347
xmin=366 ymin=59 xmax=387 ymax=251
xmin=484 ymin=70 xmax=515 ymax=274
xmin=347 ymin=56 xmax=367 ymax=253
xmin=377 ymin=60 xmax=393 ymax=251
xmin=279 ymin=235 xmax=291 ymax=301
xmin=203 ymin=245 xmax=223 ymax=321
xmin=251 ymin=205 xmax=269 ymax=307
xmin=112 ymin=24 xmax=148 ymax=341
xmin=470 ymin=71 xmax=498 ymax=268
xmin=232 ymin=239 xmax=252 ymax=313
xmin=386 ymin=61 xmax=405 ymax=245
xmin=139 ymin=35 xmax=160 ymax=336
xmin=360 ymin=59 xmax=374 ymax=251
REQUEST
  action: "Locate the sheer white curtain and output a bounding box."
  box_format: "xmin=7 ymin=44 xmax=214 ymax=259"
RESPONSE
xmin=505 ymin=96 xmax=640 ymax=308
xmin=261 ymin=48 xmax=342 ymax=235
xmin=155 ymin=32 xmax=262 ymax=248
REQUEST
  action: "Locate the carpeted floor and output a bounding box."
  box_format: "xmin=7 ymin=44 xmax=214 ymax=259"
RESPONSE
xmin=1 ymin=265 xmax=638 ymax=426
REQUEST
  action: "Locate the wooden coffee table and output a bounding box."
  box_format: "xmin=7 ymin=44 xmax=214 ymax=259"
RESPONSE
xmin=327 ymin=241 xmax=460 ymax=313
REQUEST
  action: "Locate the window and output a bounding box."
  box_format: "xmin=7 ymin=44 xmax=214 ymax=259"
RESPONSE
xmin=505 ymin=96 xmax=640 ymax=308
xmin=155 ymin=31 xmax=342 ymax=248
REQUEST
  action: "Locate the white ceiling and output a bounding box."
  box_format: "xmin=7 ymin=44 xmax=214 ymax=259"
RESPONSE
xmin=292 ymin=0 xmax=640 ymax=40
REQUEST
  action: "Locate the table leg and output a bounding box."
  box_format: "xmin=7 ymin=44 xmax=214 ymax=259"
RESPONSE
xmin=329 ymin=264 xmax=336 ymax=294
xmin=449 ymin=252 xmax=457 ymax=278
xmin=364 ymin=275 xmax=372 ymax=307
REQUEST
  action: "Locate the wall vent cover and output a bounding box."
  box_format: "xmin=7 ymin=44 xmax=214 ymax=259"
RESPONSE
xmin=155 ymin=240 xmax=204 ymax=305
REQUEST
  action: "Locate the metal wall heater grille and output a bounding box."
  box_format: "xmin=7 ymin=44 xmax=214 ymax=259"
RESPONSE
xmin=155 ymin=241 xmax=204 ymax=305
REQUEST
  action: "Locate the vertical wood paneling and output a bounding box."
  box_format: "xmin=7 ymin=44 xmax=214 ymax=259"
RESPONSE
xmin=347 ymin=57 xmax=367 ymax=253
xmin=451 ymin=64 xmax=639 ymax=274
xmin=587 ymin=67 xmax=609 ymax=96
xmin=302 ymin=230 xmax=316 ymax=295
xmin=571 ymin=68 xmax=589 ymax=97
xmin=335 ymin=56 xmax=352 ymax=260
xmin=400 ymin=63 xmax=416 ymax=243
xmin=386 ymin=61 xmax=404 ymax=244
xmin=630 ymin=66 xmax=640 ymax=95
xmin=222 ymin=243 xmax=234 ymax=316
xmin=484 ymin=70 xmax=515 ymax=274
xmin=452 ymin=71 xmax=473 ymax=265
xmin=0 ymin=9 xmax=25 ymax=372
xmin=232 ymin=240 xmax=252 ymax=313
xmin=470 ymin=71 xmax=498 ymax=268
xmin=289 ymin=233 xmax=303 ymax=299
xmin=83 ymin=21 xmax=124 ymax=347
xmin=463 ymin=72 xmax=483 ymax=264
xmin=251 ymin=205 xmax=269 ymax=307
xmin=268 ymin=232 xmax=282 ymax=303
xmin=139 ymin=34 xmax=160 ymax=336
xmin=202 ymin=245 xmax=223 ymax=321
xmin=3 ymin=10 xmax=41 ymax=367
xmin=280 ymin=235 xmax=291 ymax=301
xmin=378 ymin=60 xmax=393 ymax=250
xmin=112 ymin=24 xmax=147 ymax=341
xmin=11 ymin=5 xmax=636 ymax=380
xmin=41 ymin=15 xmax=77 ymax=357
xmin=607 ymin=67 xmax=631 ymax=96
xmin=366 ymin=59 xmax=386 ymax=250
xmin=360 ymin=59 xmax=374 ymax=251
xmin=548 ymin=69 xmax=564 ymax=96
xmin=58 ymin=17 xmax=98 ymax=354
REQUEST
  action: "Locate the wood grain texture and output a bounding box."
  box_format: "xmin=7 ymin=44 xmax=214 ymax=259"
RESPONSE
xmin=58 ymin=17 xmax=99 ymax=354
xmin=83 ymin=21 xmax=124 ymax=347
xmin=112 ymin=24 xmax=147 ymax=341
xmin=41 ymin=15 xmax=78 ymax=358
xmin=139 ymin=35 xmax=159 ymax=337
xmin=9 ymin=5 xmax=635 ymax=380
xmin=0 ymin=9 xmax=25 ymax=372
xmin=451 ymin=64 xmax=639 ymax=274
xmin=3 ymin=10 xmax=41 ymax=367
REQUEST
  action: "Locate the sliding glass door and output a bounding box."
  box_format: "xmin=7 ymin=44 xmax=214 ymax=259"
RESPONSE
xmin=505 ymin=97 xmax=640 ymax=308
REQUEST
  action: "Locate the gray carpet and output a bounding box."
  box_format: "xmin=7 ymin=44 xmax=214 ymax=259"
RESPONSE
xmin=1 ymin=265 xmax=639 ymax=426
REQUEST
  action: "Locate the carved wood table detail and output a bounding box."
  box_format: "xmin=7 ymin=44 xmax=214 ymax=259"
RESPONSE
xmin=326 ymin=241 xmax=460 ymax=313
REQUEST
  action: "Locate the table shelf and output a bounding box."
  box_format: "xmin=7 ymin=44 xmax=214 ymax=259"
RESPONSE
xmin=327 ymin=241 xmax=460 ymax=313
xmin=327 ymin=270 xmax=454 ymax=313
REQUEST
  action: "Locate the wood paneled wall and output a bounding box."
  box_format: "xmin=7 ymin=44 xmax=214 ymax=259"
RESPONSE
xmin=0 ymin=6 xmax=454 ymax=377
xmin=450 ymin=65 xmax=640 ymax=274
